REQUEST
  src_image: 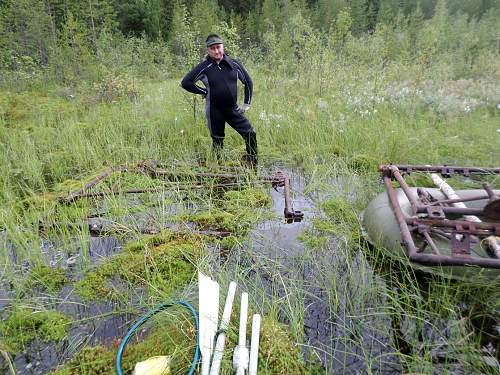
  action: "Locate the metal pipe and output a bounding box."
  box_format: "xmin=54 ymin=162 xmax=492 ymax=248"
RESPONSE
xmin=410 ymin=252 xmax=500 ymax=268
xmin=381 ymin=164 xmax=500 ymax=175
xmin=428 ymin=194 xmax=490 ymax=206
xmin=389 ymin=165 xmax=419 ymax=215
xmin=383 ymin=176 xmax=418 ymax=256
xmin=283 ymin=176 xmax=293 ymax=218
xmin=406 ymin=218 xmax=500 ymax=232
xmin=248 ymin=314 xmax=261 ymax=375
xmin=416 ymin=206 xmax=485 ymax=216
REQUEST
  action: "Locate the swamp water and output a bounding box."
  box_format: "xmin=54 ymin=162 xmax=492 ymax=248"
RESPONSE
xmin=0 ymin=167 xmax=498 ymax=374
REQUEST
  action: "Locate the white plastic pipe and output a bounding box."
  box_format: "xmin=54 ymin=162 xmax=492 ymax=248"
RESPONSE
xmin=233 ymin=293 xmax=249 ymax=375
xmin=198 ymin=272 xmax=220 ymax=375
xmin=248 ymin=314 xmax=261 ymax=375
xmin=209 ymin=281 xmax=237 ymax=375
xmin=238 ymin=293 xmax=248 ymax=346
xmin=431 ymin=174 xmax=481 ymax=223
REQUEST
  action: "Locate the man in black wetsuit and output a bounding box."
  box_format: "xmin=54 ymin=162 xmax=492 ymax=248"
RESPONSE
xmin=181 ymin=34 xmax=257 ymax=167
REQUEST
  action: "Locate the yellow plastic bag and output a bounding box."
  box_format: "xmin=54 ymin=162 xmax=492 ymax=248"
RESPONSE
xmin=132 ymin=356 xmax=171 ymax=375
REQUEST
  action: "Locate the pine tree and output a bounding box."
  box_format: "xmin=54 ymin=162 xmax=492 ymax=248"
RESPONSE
xmin=377 ymin=0 xmax=398 ymax=26
xmin=168 ymin=0 xmax=199 ymax=68
xmin=0 ymin=0 xmax=53 ymax=68
xmin=350 ymin=0 xmax=368 ymax=35
xmin=261 ymin=0 xmax=282 ymax=33
xmin=191 ymin=0 xmax=223 ymax=39
xmin=407 ymin=0 xmax=424 ymax=46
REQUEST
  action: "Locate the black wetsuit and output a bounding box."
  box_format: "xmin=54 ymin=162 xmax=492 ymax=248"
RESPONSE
xmin=181 ymin=54 xmax=257 ymax=159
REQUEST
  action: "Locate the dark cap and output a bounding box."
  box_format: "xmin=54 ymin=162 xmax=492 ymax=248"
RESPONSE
xmin=206 ymin=35 xmax=223 ymax=47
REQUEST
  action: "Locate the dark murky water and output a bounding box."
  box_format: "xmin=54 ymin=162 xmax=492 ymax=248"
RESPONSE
xmin=241 ymin=168 xmax=402 ymax=374
xmin=1 ymin=167 xmax=498 ymax=374
xmin=2 ymin=235 xmax=136 ymax=375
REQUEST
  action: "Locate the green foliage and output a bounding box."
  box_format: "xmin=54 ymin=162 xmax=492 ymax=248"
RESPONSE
xmin=169 ymin=0 xmax=201 ymax=70
xmin=53 ymin=312 xmax=306 ymax=375
xmin=186 ymin=187 xmax=271 ymax=237
xmin=332 ymin=8 xmax=352 ymax=46
xmin=26 ymin=264 xmax=67 ymax=293
xmin=93 ymin=69 xmax=137 ymax=102
xmin=74 ymin=233 xmax=202 ymax=301
xmin=0 ymin=308 xmax=71 ymax=352
xmin=58 ymin=12 xmax=96 ymax=83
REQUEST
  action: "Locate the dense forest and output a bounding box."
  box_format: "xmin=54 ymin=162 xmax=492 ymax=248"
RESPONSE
xmin=1 ymin=0 xmax=499 ymax=86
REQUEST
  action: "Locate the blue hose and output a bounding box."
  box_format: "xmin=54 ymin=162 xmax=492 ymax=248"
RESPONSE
xmin=116 ymin=301 xmax=200 ymax=375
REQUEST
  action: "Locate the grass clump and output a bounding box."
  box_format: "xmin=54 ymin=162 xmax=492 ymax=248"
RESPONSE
xmin=74 ymin=232 xmax=203 ymax=301
xmin=0 ymin=307 xmax=71 ymax=352
xmin=26 ymin=264 xmax=67 ymax=293
xmin=187 ymin=187 xmax=272 ymax=237
xmin=315 ymin=197 xmax=362 ymax=246
xmin=256 ymin=315 xmax=308 ymax=374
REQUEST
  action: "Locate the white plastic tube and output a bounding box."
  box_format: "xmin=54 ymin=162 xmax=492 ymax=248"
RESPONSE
xmin=238 ymin=293 xmax=248 ymax=346
xmin=209 ymin=281 xmax=237 ymax=375
xmin=198 ymin=272 xmax=220 ymax=375
xmin=248 ymin=314 xmax=261 ymax=375
xmin=233 ymin=293 xmax=249 ymax=375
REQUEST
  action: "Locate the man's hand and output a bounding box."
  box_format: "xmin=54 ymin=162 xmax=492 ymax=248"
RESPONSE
xmin=237 ymin=103 xmax=251 ymax=114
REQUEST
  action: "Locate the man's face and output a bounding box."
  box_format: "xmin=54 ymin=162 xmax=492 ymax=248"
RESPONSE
xmin=207 ymin=43 xmax=224 ymax=62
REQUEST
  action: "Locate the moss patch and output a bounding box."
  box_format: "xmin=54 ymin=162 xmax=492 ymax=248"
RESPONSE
xmin=187 ymin=187 xmax=272 ymax=237
xmin=52 ymin=312 xmax=307 ymax=375
xmin=74 ymin=232 xmax=203 ymax=301
xmin=0 ymin=308 xmax=71 ymax=352
xmin=52 ymin=307 xmax=197 ymax=375
xmin=26 ymin=264 xmax=67 ymax=293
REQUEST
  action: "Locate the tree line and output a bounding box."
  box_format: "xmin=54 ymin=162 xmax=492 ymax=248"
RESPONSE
xmin=1 ymin=0 xmax=498 ymax=85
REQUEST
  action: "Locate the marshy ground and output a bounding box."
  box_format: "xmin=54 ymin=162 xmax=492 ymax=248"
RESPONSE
xmin=1 ymin=47 xmax=499 ymax=374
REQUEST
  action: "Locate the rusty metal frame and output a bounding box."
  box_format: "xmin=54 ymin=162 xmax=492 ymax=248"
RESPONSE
xmin=57 ymin=160 xmax=303 ymax=223
xmin=380 ymin=164 xmax=500 ymax=268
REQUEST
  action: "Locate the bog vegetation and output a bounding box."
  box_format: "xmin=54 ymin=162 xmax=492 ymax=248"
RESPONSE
xmin=0 ymin=0 xmax=499 ymax=374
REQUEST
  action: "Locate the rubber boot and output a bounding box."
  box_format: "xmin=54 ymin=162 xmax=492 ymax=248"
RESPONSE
xmin=243 ymin=131 xmax=258 ymax=168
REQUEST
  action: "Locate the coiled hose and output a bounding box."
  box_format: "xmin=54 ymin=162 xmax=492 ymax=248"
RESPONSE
xmin=116 ymin=301 xmax=200 ymax=375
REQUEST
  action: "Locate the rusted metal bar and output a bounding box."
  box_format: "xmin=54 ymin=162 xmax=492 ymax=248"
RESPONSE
xmin=416 ymin=206 xmax=485 ymax=216
xmin=428 ymin=194 xmax=489 ymax=206
xmin=379 ymin=163 xmax=500 ymax=268
xmin=58 ymin=182 xmax=251 ymax=201
xmin=283 ymin=175 xmax=304 ymax=223
xmin=383 ymin=175 xmax=418 ymax=257
xmin=409 ymin=252 xmax=500 ymax=268
xmin=59 ymin=164 xmax=130 ymax=203
xmin=388 ymin=165 xmax=420 ymax=215
xmin=420 ymin=230 xmax=441 ymax=255
xmin=381 ymin=164 xmax=500 ymax=175
xmin=40 ymin=220 xmax=232 ymax=238
xmin=406 ymin=218 xmax=500 ymax=233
